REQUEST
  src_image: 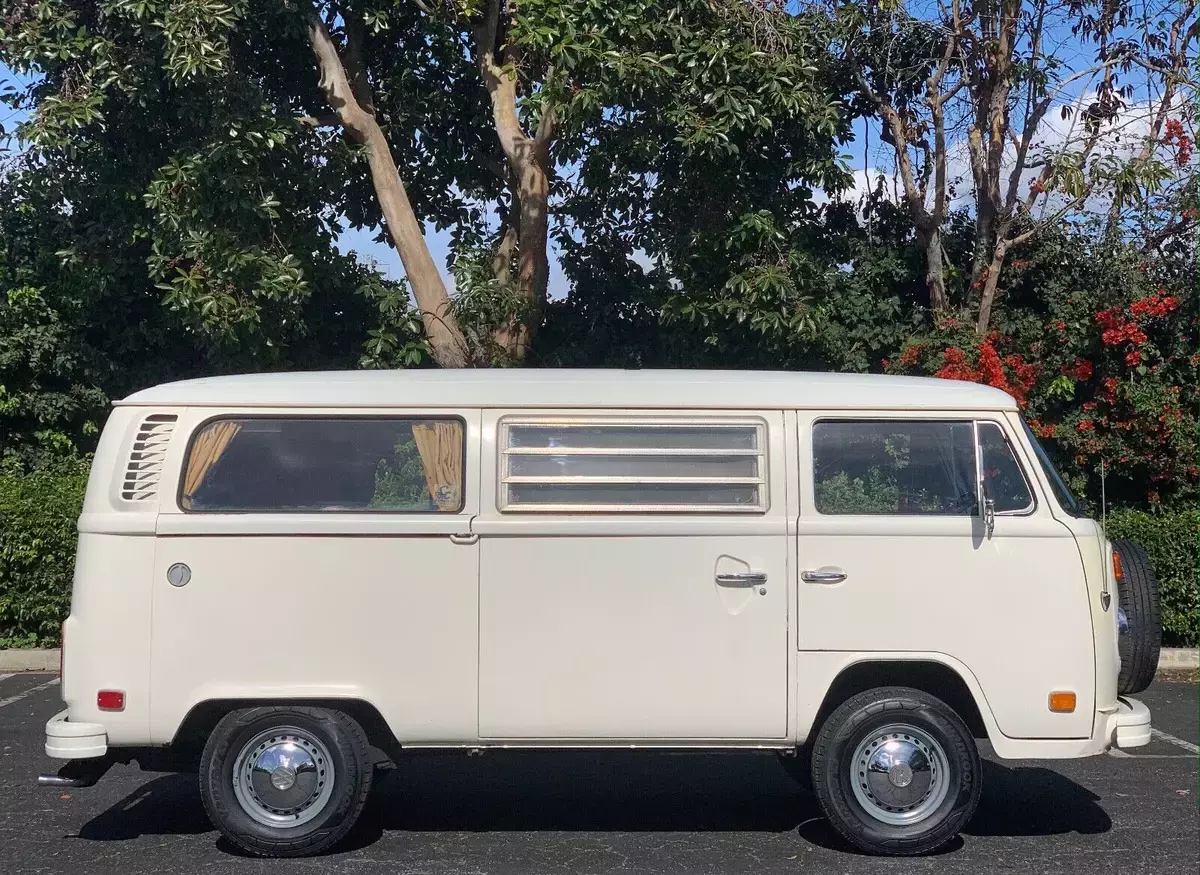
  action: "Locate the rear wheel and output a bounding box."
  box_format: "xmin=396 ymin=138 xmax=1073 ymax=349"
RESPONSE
xmin=811 ymin=687 xmax=981 ymax=856
xmin=199 ymin=706 xmax=373 ymax=857
xmin=1112 ymin=539 xmax=1161 ymax=695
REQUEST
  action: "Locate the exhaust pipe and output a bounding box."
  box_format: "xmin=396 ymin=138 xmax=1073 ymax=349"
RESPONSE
xmin=38 ymin=772 xmax=96 ymax=788
xmin=37 ymin=757 xmax=115 ymax=789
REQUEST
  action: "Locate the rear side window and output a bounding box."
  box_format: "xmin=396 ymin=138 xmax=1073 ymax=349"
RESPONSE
xmin=180 ymin=417 xmax=464 ymax=512
xmin=813 ymin=420 xmax=977 ymax=515
xmin=498 ymin=419 xmax=767 ymax=512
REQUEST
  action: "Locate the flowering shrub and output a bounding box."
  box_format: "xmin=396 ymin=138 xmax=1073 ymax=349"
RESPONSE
xmin=886 ymin=237 xmax=1197 ymax=509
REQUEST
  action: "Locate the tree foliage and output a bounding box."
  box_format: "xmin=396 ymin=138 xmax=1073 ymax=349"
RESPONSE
xmin=0 ymin=0 xmax=1194 ymax=515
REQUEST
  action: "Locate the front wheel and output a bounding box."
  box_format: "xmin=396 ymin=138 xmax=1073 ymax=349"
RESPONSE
xmin=811 ymin=687 xmax=981 ymax=856
xmin=199 ymin=706 xmax=373 ymax=857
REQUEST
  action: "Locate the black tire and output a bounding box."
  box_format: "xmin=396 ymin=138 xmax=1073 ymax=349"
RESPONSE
xmin=199 ymin=706 xmax=373 ymax=857
xmin=1113 ymin=539 xmax=1161 ymax=695
xmin=811 ymin=687 xmax=981 ymax=856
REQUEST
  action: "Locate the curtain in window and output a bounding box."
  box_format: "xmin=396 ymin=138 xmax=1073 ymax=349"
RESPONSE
xmin=181 ymin=421 xmax=243 ymax=508
xmin=412 ymin=422 xmax=463 ymax=511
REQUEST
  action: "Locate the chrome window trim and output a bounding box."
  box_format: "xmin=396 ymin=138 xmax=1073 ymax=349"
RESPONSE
xmin=976 ymin=420 xmax=1038 ymax=517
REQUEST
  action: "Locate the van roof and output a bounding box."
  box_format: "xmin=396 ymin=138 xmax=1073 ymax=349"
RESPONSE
xmin=117 ymin=369 xmax=1018 ymax=412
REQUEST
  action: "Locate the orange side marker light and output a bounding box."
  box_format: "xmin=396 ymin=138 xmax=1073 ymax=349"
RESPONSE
xmin=1048 ymin=692 xmax=1077 ymax=713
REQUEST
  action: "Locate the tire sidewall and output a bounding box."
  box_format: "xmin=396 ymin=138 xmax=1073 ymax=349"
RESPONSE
xmin=816 ymin=694 xmax=980 ymax=853
xmin=200 ymin=707 xmax=367 ymax=853
xmin=1113 ymin=539 xmax=1162 ymax=695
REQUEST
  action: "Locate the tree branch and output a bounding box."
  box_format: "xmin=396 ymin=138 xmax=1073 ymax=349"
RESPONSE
xmin=299 ymin=113 xmax=341 ymax=127
xmin=534 ymin=65 xmax=557 ymax=161
xmin=342 ymin=12 xmax=375 ymax=116
xmin=855 ymin=70 xmax=930 ymax=224
xmin=304 ymin=7 xmax=373 ymax=142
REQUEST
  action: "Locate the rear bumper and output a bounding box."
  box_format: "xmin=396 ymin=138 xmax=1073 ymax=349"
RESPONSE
xmin=45 ymin=709 xmax=108 ymax=759
xmin=1109 ymin=696 xmax=1151 ymax=749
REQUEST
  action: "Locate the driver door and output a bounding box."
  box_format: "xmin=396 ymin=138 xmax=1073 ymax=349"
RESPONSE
xmin=795 ymin=413 xmax=1094 ymax=739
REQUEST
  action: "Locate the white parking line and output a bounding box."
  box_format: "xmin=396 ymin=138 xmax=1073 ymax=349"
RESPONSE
xmin=0 ymin=673 xmax=15 ymax=682
xmin=0 ymin=677 xmax=60 ymax=709
xmin=1151 ymin=728 xmax=1200 ymax=754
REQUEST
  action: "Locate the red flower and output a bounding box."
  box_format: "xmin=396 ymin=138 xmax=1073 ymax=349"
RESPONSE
xmin=1077 ymin=419 xmax=1095 ymax=432
xmin=1125 ymin=350 xmax=1143 ymax=367
xmin=899 ymin=343 xmax=924 ymax=367
xmin=1083 ymin=401 xmax=1097 ymax=411
xmin=1062 ymin=358 xmax=1093 ymax=381
xmin=1130 ymin=294 xmax=1179 ymax=319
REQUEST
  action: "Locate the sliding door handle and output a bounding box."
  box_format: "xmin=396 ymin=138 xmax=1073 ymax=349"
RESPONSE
xmin=801 ymin=568 xmax=847 ymax=584
xmin=715 ymin=571 xmax=768 ymax=586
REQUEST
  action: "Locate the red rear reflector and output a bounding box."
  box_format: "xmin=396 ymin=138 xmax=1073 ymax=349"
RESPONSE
xmin=97 ymin=690 xmax=126 ymax=711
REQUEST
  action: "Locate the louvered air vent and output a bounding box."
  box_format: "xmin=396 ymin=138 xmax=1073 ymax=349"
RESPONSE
xmin=121 ymin=414 xmax=179 ymax=502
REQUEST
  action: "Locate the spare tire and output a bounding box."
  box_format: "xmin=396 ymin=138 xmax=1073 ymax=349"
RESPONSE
xmin=1112 ymin=539 xmax=1161 ymax=694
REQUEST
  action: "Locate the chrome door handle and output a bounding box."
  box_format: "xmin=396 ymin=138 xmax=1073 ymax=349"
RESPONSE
xmin=801 ymin=569 xmax=847 ymax=584
xmin=715 ymin=571 xmax=768 ymax=585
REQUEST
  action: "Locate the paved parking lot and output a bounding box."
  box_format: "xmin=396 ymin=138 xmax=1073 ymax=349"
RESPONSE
xmin=1 ymin=673 xmax=1196 ymax=875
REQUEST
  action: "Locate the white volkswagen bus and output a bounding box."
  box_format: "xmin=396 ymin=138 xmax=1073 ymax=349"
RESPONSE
xmin=40 ymin=370 xmax=1159 ymax=857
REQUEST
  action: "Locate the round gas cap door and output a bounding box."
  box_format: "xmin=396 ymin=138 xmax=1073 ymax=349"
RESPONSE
xmin=166 ymin=563 xmax=192 ymax=587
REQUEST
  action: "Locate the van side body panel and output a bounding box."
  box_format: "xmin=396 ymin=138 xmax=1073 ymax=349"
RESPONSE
xmin=62 ymin=533 xmax=155 ymax=746
xmin=147 ymin=407 xmax=482 ymax=746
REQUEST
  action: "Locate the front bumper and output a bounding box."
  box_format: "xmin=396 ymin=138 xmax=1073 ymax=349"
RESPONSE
xmin=1108 ymin=696 xmax=1151 ymax=749
xmin=44 ymin=709 xmax=108 ymax=759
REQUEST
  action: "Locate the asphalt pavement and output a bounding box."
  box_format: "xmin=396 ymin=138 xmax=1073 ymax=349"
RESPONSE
xmin=1 ymin=672 xmax=1196 ymax=874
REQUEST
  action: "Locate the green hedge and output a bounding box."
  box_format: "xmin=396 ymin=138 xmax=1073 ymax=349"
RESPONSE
xmin=0 ymin=461 xmax=1196 ymax=648
xmin=0 ymin=458 xmax=89 ymax=648
xmin=1106 ymin=507 xmax=1199 ymax=648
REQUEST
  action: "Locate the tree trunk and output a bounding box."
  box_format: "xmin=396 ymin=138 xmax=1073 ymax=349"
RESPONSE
xmin=975 ymin=241 xmax=1008 ymax=335
xmin=505 ymin=157 xmax=550 ymax=359
xmin=918 ymin=224 xmax=950 ymax=313
xmin=969 ymin=195 xmax=994 ymax=296
xmin=304 ymin=8 xmax=469 ymax=368
xmin=360 ymin=131 xmax=470 ymax=368
xmin=476 ymin=0 xmax=554 ymax=363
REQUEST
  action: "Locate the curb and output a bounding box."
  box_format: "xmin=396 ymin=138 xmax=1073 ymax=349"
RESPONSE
xmin=0 ymin=649 xmax=59 ymax=672
xmin=4 ymin=647 xmax=1198 ymax=673
xmin=1158 ymin=647 xmax=1200 ymax=669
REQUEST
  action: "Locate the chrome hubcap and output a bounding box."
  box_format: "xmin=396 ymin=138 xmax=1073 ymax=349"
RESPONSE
xmin=849 ymin=724 xmax=950 ymax=826
xmin=232 ymin=727 xmax=335 ymax=828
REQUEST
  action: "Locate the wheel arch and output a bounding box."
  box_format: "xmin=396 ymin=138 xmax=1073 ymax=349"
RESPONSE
xmin=803 ymin=656 xmax=999 ymax=743
xmin=169 ymin=697 xmax=400 ymax=767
